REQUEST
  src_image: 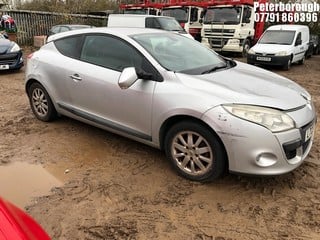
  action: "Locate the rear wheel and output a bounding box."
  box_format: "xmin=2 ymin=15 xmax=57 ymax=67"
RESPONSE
xmin=164 ymin=121 xmax=227 ymax=182
xmin=28 ymin=82 xmax=57 ymax=122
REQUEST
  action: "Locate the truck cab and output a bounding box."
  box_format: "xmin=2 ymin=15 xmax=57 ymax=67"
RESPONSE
xmin=201 ymin=0 xmax=255 ymax=56
xmin=161 ymin=5 xmax=204 ymax=41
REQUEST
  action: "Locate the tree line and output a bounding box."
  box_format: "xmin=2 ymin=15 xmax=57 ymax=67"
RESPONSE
xmin=16 ymin=0 xmax=118 ymax=13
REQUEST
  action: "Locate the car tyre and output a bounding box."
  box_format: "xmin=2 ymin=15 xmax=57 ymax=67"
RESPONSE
xmin=164 ymin=121 xmax=227 ymax=182
xmin=242 ymin=39 xmax=250 ymax=58
xmin=283 ymin=59 xmax=291 ymax=70
xmin=28 ymin=82 xmax=57 ymax=122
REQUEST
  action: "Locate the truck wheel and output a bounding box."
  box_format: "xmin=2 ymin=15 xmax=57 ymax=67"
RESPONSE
xmin=242 ymin=39 xmax=250 ymax=58
xmin=164 ymin=121 xmax=227 ymax=182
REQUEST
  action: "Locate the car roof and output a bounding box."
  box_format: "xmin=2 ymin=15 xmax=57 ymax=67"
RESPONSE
xmin=46 ymin=27 xmax=167 ymax=42
xmin=267 ymin=24 xmax=309 ymax=31
xmin=109 ymin=14 xmax=174 ymax=19
xmin=51 ymin=24 xmax=92 ymax=28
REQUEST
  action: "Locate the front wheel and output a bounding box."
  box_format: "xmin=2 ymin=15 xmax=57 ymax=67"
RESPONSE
xmin=283 ymin=59 xmax=291 ymax=70
xmin=242 ymin=39 xmax=251 ymax=58
xmin=164 ymin=121 xmax=227 ymax=182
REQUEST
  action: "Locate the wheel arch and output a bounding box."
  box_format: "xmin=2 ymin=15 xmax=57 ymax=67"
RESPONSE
xmin=25 ymin=78 xmax=40 ymax=95
xmin=26 ymin=78 xmax=56 ymax=101
xmin=25 ymin=78 xmax=59 ymax=114
xmin=159 ymin=115 xmax=228 ymax=163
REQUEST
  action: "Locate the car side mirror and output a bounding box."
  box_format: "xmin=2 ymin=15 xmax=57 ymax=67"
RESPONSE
xmin=118 ymin=67 xmax=138 ymax=89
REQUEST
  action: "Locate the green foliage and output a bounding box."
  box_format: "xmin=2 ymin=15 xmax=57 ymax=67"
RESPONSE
xmin=17 ymin=0 xmax=118 ymax=13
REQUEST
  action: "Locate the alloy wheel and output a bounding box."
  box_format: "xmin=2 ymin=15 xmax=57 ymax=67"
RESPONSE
xmin=171 ymin=131 xmax=213 ymax=176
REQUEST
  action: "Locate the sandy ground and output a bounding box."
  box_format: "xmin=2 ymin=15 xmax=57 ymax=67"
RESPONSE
xmin=0 ymin=51 xmax=319 ymax=240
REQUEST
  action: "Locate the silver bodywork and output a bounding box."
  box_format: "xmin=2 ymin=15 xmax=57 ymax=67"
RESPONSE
xmin=26 ymin=28 xmax=316 ymax=175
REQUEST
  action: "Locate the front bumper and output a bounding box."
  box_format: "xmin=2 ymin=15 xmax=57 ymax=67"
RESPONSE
xmin=202 ymin=105 xmax=316 ymax=176
xmin=201 ymin=37 xmax=244 ymax=52
xmin=0 ymin=50 xmax=24 ymax=70
xmin=247 ymin=53 xmax=290 ymax=67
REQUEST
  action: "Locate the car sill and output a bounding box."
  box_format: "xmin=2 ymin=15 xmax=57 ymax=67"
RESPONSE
xmin=57 ymin=103 xmax=152 ymax=141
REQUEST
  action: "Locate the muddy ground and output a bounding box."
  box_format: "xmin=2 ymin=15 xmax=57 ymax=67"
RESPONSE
xmin=0 ymin=51 xmax=319 ymax=240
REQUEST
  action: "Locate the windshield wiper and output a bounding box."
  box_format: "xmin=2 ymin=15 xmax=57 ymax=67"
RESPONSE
xmin=201 ymin=64 xmax=228 ymax=74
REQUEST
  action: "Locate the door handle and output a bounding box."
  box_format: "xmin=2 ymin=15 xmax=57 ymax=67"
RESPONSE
xmin=69 ymin=74 xmax=82 ymax=81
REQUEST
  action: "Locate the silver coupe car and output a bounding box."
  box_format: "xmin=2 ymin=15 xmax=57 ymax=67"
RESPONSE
xmin=25 ymin=28 xmax=316 ymax=182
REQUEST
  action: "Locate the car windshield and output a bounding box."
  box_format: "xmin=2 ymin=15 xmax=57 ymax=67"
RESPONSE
xmin=161 ymin=8 xmax=189 ymax=23
xmin=259 ymin=30 xmax=296 ymax=45
xmin=157 ymin=18 xmax=184 ymax=32
xmin=204 ymin=7 xmax=242 ymax=24
xmin=131 ymin=33 xmax=227 ymax=74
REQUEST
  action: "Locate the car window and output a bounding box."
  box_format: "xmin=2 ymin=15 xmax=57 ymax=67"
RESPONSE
xmin=259 ymin=30 xmax=295 ymax=45
xmin=295 ymin=32 xmax=301 ymax=44
xmin=59 ymin=26 xmax=70 ymax=33
xmin=80 ymin=35 xmax=151 ymax=73
xmin=190 ymin=8 xmax=198 ymax=22
xmin=51 ymin=26 xmax=60 ymax=34
xmin=54 ymin=35 xmax=83 ymax=59
xmin=145 ymin=18 xmax=161 ymax=29
xmin=157 ymin=18 xmax=184 ymax=31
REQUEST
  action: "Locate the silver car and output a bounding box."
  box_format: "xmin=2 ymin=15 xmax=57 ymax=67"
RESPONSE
xmin=25 ymin=28 xmax=316 ymax=182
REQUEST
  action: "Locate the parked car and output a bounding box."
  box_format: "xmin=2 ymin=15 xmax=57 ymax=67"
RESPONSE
xmin=47 ymin=24 xmax=94 ymax=42
xmin=48 ymin=24 xmax=93 ymax=36
xmin=26 ymin=28 xmax=316 ymax=182
xmin=0 ymin=197 xmax=50 ymax=239
xmin=107 ymin=14 xmax=194 ymax=39
xmin=0 ymin=32 xmax=23 ymax=70
xmin=305 ymin=38 xmax=314 ymax=59
xmin=247 ymin=25 xmax=310 ymax=70
xmin=310 ymin=34 xmax=319 ymax=55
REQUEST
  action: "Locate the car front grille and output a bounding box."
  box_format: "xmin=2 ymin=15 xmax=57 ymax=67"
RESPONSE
xmin=255 ymin=52 xmax=276 ymax=56
xmin=0 ymin=53 xmax=19 ymax=65
xmin=282 ymin=121 xmax=314 ymax=160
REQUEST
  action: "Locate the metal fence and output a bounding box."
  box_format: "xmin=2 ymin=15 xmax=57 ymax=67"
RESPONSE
xmin=1 ymin=10 xmax=108 ymax=45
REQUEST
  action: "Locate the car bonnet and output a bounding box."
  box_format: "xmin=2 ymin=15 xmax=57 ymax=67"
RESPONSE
xmin=174 ymin=61 xmax=309 ymax=110
xmin=0 ymin=39 xmax=12 ymax=54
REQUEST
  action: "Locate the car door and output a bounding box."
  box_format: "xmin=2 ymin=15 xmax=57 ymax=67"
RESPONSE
xmin=293 ymin=32 xmax=305 ymax=62
xmin=62 ymin=34 xmax=157 ymax=140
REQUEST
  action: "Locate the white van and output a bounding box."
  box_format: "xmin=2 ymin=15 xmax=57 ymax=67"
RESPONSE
xmin=107 ymin=14 xmax=194 ymax=39
xmin=247 ymin=25 xmax=309 ymax=70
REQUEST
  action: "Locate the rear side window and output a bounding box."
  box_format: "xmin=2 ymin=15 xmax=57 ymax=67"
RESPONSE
xmin=54 ymin=35 xmax=83 ymax=59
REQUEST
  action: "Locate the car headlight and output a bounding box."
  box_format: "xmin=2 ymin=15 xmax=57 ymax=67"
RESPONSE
xmin=223 ymin=104 xmax=295 ymax=132
xmin=248 ymin=48 xmax=255 ymax=54
xmin=9 ymin=43 xmax=20 ymax=52
xmin=275 ymin=51 xmax=288 ymax=56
